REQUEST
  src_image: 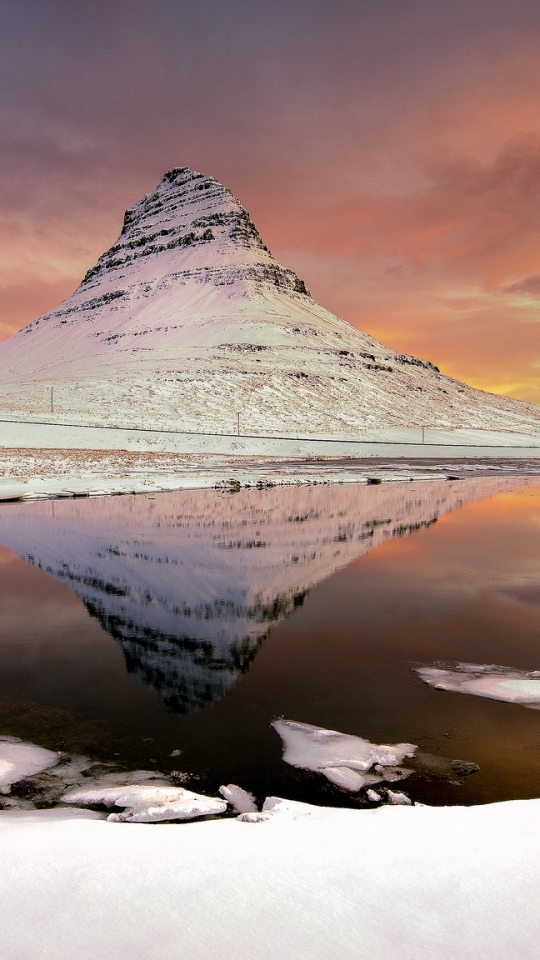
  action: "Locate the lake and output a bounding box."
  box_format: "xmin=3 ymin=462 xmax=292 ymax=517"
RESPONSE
xmin=1 ymin=475 xmax=540 ymax=807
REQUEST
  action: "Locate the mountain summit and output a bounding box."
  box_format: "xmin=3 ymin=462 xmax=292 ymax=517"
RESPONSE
xmin=1 ymin=166 xmax=539 ymax=438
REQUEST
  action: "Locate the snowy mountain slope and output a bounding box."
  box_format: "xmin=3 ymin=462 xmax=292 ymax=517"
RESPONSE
xmin=0 ymin=166 xmax=538 ymax=439
xmin=0 ymin=477 xmax=534 ymax=711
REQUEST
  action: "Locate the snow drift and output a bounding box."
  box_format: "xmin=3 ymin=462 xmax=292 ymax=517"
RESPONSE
xmin=2 ymin=796 xmax=540 ymax=960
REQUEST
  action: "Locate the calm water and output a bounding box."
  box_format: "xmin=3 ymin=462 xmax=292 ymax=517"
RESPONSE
xmin=1 ymin=475 xmax=540 ymax=806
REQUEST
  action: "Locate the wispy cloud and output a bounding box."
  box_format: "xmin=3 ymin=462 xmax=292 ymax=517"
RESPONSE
xmin=504 ymin=274 xmax=540 ymax=299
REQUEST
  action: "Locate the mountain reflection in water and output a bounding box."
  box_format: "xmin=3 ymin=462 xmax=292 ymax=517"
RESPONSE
xmin=0 ymin=477 xmax=536 ymax=712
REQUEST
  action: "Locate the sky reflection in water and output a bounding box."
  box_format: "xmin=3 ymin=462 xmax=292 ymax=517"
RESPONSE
xmin=0 ymin=477 xmax=539 ymax=806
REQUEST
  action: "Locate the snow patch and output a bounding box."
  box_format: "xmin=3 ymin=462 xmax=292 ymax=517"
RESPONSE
xmin=0 ymin=737 xmax=59 ymax=795
xmin=366 ymin=788 xmax=382 ymax=803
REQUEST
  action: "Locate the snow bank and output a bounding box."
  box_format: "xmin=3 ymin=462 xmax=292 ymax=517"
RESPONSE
xmin=62 ymin=783 xmax=227 ymax=822
xmin=415 ymin=662 xmax=540 ymax=708
xmin=1 ymin=419 xmax=539 ymax=464
xmin=272 ymin=719 xmax=416 ymax=790
xmin=0 ymin=737 xmax=58 ymax=794
xmin=1 ymin=796 xmax=540 ymax=959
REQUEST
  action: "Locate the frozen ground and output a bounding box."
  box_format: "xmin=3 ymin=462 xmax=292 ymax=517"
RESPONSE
xmin=1 ymin=441 xmax=540 ymax=502
xmin=1 ymin=795 xmax=540 ymax=960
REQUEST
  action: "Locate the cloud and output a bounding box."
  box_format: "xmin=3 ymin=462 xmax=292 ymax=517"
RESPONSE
xmin=274 ymin=135 xmax=540 ymax=290
xmin=504 ymin=274 xmax=540 ymax=299
xmin=1 ymin=1 xmax=540 ymax=403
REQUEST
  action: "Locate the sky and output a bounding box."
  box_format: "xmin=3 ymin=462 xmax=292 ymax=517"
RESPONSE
xmin=1 ymin=0 xmax=540 ymax=403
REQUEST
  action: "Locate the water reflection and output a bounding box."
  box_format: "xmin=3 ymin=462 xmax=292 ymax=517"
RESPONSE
xmin=0 ymin=476 xmax=536 ymax=713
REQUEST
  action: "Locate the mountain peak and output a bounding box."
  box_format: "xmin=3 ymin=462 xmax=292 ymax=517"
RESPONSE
xmin=80 ymin=165 xmax=309 ymax=295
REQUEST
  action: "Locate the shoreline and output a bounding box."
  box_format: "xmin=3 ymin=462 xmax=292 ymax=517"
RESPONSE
xmin=1 ymin=446 xmax=540 ymax=502
xmin=2 ymin=793 xmax=540 ymax=959
xmin=2 ymin=458 xmax=540 ymax=957
xmin=2 ymin=730 xmax=540 ymax=958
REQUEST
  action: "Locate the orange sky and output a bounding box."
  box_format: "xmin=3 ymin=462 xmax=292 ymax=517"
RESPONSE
xmin=1 ymin=0 xmax=539 ymax=402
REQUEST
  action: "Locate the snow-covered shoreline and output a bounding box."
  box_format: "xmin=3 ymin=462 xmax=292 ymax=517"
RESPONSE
xmin=1 ymin=735 xmax=539 ymax=959
xmin=1 ymin=439 xmax=540 ymax=502
xmin=1 ymin=795 xmax=539 ymax=959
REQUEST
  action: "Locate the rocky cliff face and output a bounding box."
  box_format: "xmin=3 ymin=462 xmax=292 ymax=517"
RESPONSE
xmin=0 ymin=166 xmax=539 ymax=438
xmin=0 ymin=477 xmax=535 ymax=712
xmin=80 ymin=167 xmax=309 ymax=296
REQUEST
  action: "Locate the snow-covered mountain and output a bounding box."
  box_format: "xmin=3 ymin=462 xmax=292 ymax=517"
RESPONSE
xmin=0 ymin=166 xmax=539 ymax=438
xmin=0 ymin=478 xmax=534 ymax=711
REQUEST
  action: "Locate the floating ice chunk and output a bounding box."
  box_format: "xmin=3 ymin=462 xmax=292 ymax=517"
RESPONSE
xmin=386 ymin=790 xmax=412 ymax=805
xmin=366 ymin=789 xmax=382 ymax=803
xmin=0 ymin=737 xmax=59 ymax=794
xmin=219 ymin=784 xmax=257 ymax=814
xmin=415 ymin=663 xmax=540 ymax=708
xmin=62 ymin=784 xmax=227 ymax=822
xmin=272 ymin=720 xmax=417 ymax=792
xmin=322 ymin=766 xmax=366 ymax=790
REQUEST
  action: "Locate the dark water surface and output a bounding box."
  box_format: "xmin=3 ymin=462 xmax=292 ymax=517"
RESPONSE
xmin=1 ymin=475 xmax=540 ymax=806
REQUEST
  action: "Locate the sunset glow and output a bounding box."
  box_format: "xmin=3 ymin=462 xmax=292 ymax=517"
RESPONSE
xmin=1 ymin=0 xmax=539 ymax=402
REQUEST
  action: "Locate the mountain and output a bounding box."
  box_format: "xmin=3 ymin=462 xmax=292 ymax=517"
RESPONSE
xmin=0 ymin=477 xmax=535 ymax=712
xmin=0 ymin=166 xmax=539 ymax=439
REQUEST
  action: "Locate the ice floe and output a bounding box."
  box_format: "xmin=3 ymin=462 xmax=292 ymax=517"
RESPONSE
xmin=415 ymin=662 xmax=540 ymax=708
xmin=272 ymin=719 xmax=417 ymax=791
xmin=0 ymin=737 xmax=59 ymax=795
xmin=219 ymin=783 xmax=258 ymax=814
xmin=386 ymin=790 xmax=413 ymax=805
xmin=366 ymin=788 xmax=382 ymax=803
xmin=62 ymin=783 xmax=227 ymax=822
